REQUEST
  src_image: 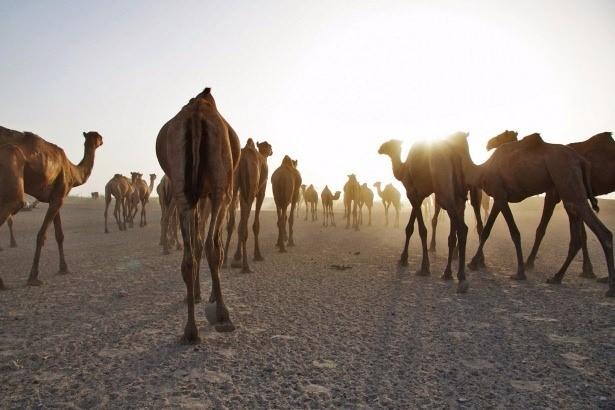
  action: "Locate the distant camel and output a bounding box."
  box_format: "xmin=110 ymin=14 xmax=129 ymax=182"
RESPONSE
xmin=104 ymin=174 xmax=132 ymax=233
xmin=304 ymin=184 xmax=318 ymax=221
xmin=0 ymin=126 xmax=103 ymax=289
xmin=522 ymin=132 xmax=615 ymax=279
xmin=224 ymin=139 xmax=273 ymax=273
xmin=271 ymin=156 xmax=302 ymax=252
xmin=450 ymin=131 xmax=613 ymax=297
xmin=343 ymin=174 xmax=361 ymax=230
xmin=156 ymin=87 xmax=241 ymax=342
xmin=157 ymin=174 xmax=181 ymax=253
xmin=91 ymin=192 xmax=99 ymax=200
xmin=373 ymin=182 xmax=401 ymax=227
xmin=129 ymin=173 xmax=156 ymax=227
xmin=0 ymin=216 xmax=17 ymax=251
xmin=379 ymin=135 xmax=479 ymax=293
xmin=358 ymin=183 xmax=374 ymax=226
xmin=321 ymin=185 xmax=341 ymax=227
xmin=298 ymin=184 xmax=306 ymax=214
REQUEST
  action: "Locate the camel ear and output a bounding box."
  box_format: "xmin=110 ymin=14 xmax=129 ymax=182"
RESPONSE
xmin=83 ymin=132 xmax=87 ymax=138
xmin=203 ymin=87 xmax=211 ymax=95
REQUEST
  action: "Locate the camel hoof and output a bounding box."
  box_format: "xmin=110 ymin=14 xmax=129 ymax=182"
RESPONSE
xmin=398 ymin=259 xmax=408 ymax=267
xmin=441 ymin=273 xmax=453 ymax=281
xmin=524 ymin=261 xmax=534 ymax=270
xmin=467 ymin=260 xmax=479 ymax=271
xmin=546 ymin=277 xmax=561 ymax=285
xmin=230 ymin=260 xmax=243 ymax=269
xmin=10 ymin=243 xmax=17 ymax=248
xmin=181 ymin=326 xmax=200 ymax=344
xmin=241 ymin=267 xmax=253 ymax=274
xmin=510 ymin=274 xmax=527 ymax=281
xmin=457 ymin=281 xmax=469 ymax=294
xmin=253 ymin=255 xmax=264 ymax=262
xmin=579 ymin=271 xmax=596 ymax=279
xmin=0 ymin=279 xmax=6 ymax=291
xmin=27 ymin=279 xmax=43 ymax=287
xmin=428 ymin=247 xmax=436 ymax=253
xmin=606 ymin=289 xmax=615 ymax=298
xmin=288 ymin=242 xmax=295 ymax=247
xmin=596 ymin=276 xmax=609 ymax=284
xmin=415 ymin=269 xmax=430 ymax=277
xmin=215 ymin=321 xmax=236 ymax=333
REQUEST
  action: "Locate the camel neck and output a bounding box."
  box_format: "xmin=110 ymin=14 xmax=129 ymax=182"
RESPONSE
xmin=388 ymin=153 xmax=404 ymax=182
xmin=70 ymin=143 xmax=97 ymax=187
xmin=148 ymin=178 xmax=155 ymax=192
xmin=458 ymin=147 xmax=482 ymax=187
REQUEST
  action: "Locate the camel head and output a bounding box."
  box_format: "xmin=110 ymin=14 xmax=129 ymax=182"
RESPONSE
xmin=300 ymin=184 xmax=306 ymax=192
xmin=257 ymin=141 xmax=273 ymax=157
xmin=149 ymin=173 xmax=157 ymax=182
xmin=83 ymin=131 xmax=103 ymax=149
xmin=245 ymin=138 xmax=256 ymax=149
xmin=333 ymin=191 xmax=342 ymax=200
xmin=130 ymin=172 xmax=140 ymax=184
xmin=373 ymin=181 xmax=381 ymax=188
xmin=281 ymin=155 xmax=293 ymax=167
xmin=292 ymin=159 xmax=298 ymax=168
xmin=347 ymin=174 xmax=358 ymax=184
xmin=113 ymin=173 xmax=122 ymax=179
xmin=377 ymin=139 xmax=402 ymax=158
xmin=486 ymin=130 xmax=518 ymax=151
xmin=194 ymin=87 xmax=215 ymax=106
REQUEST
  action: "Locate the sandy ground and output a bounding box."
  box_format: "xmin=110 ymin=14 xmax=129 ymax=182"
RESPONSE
xmin=1 ymin=197 xmax=614 ymax=408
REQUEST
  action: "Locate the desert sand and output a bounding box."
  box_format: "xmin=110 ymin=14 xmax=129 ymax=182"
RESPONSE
xmin=1 ymin=197 xmax=614 ymax=408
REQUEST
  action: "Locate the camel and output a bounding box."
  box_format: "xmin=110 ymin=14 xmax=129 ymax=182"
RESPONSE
xmin=156 ymin=87 xmax=240 ymax=342
xmin=358 ymin=183 xmax=374 ymax=226
xmin=224 ymin=139 xmax=273 ymax=273
xmin=157 ymin=174 xmax=182 ymax=253
xmin=521 ymin=132 xmax=615 ymax=279
xmin=449 ymin=131 xmax=614 ymax=297
xmin=321 ymin=185 xmax=341 ymax=227
xmin=298 ymin=184 xmax=306 ymax=214
xmin=129 ymin=173 xmax=156 ymax=227
xmin=104 ymin=174 xmax=133 ymax=233
xmin=304 ymin=184 xmax=318 ymax=221
xmin=0 ymin=125 xmax=103 ymax=288
xmin=343 ymin=174 xmax=361 ymax=231
xmin=378 ymin=135 xmax=480 ymax=293
xmin=271 ymin=156 xmax=302 ymax=252
xmin=91 ymin=192 xmax=99 ymax=200
xmin=373 ymin=182 xmax=401 ymax=227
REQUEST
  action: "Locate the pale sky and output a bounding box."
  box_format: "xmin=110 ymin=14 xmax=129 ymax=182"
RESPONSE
xmin=1 ymin=0 xmax=614 ymax=199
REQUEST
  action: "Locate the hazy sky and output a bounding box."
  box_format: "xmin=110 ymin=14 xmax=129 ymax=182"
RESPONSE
xmin=1 ymin=0 xmax=614 ymax=199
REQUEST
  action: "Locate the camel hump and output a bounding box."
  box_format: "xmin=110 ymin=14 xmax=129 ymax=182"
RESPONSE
xmin=114 ymin=173 xmax=122 ymax=178
xmin=590 ymin=131 xmax=613 ymax=143
xmin=521 ymin=133 xmax=544 ymax=148
xmin=245 ymin=138 xmax=255 ymax=149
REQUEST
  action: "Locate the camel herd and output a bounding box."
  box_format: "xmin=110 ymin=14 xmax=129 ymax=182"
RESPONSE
xmin=0 ymin=87 xmax=614 ymax=343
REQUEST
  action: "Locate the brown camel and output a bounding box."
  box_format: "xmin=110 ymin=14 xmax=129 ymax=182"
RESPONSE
xmin=0 ymin=125 xmax=103 ymax=288
xmin=358 ymin=183 xmax=374 ymax=226
xmin=224 ymin=139 xmax=273 ymax=273
xmin=129 ymin=172 xmax=156 ymax=227
xmin=157 ymin=174 xmax=181 ymax=253
xmin=298 ymin=184 xmax=306 ymax=214
xmin=304 ymin=184 xmax=318 ymax=221
xmin=450 ymin=131 xmax=614 ymax=297
xmin=520 ymin=132 xmax=615 ymax=279
xmin=373 ymin=182 xmax=401 ymax=227
xmin=343 ymin=174 xmax=361 ymax=230
xmin=378 ymin=135 xmax=480 ymax=293
xmin=91 ymin=192 xmax=99 ymax=200
xmin=271 ymin=156 xmax=302 ymax=252
xmin=321 ymin=185 xmax=341 ymax=227
xmin=156 ymin=87 xmax=240 ymax=342
xmin=104 ymin=173 xmax=132 ymax=233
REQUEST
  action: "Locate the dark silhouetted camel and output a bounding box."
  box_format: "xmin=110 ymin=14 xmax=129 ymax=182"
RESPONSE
xmin=271 ymin=156 xmax=302 ymax=252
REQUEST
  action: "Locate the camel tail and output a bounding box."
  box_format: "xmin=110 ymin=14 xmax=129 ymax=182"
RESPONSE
xmin=185 ymin=111 xmax=208 ymax=203
xmin=580 ymin=159 xmax=599 ymax=212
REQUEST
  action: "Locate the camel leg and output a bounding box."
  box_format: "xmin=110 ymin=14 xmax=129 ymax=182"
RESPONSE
xmin=141 ymin=202 xmax=146 ymax=227
xmin=429 ymin=203 xmax=441 ymax=252
xmin=395 ymin=206 xmax=400 ymax=228
xmin=345 ymin=201 xmax=351 ymax=229
xmin=315 ymin=202 xmax=318 ymax=221
xmin=277 ymin=207 xmax=287 ymax=252
xmin=575 ymin=204 xmax=614 ymax=296
xmin=384 ymin=203 xmax=389 ymax=227
xmin=0 ymin=204 xmax=23 ymax=289
xmin=442 ymin=219 xmax=456 ymax=280
xmin=331 ymin=206 xmax=336 ymax=227
xmin=160 ymin=204 xmax=171 ymax=255
xmin=7 ymin=216 xmax=16 ymax=248
xmin=468 ymin=203 xmax=501 ymax=270
xmin=223 ymin=194 xmax=237 ymax=267
xmin=28 ymin=201 xmax=62 ymax=286
xmin=578 ymin=224 xmax=595 ymax=278
xmin=399 ymin=208 xmax=417 ymax=266
xmin=121 ymin=198 xmax=129 ymax=231
xmin=206 ymin=192 xmax=234 ymax=331
xmin=288 ymin=201 xmax=296 ymax=246
xmin=449 ymin=206 xmax=469 ymax=293
xmin=469 ymin=187 xmax=484 ymax=239
xmin=368 ymin=206 xmax=372 ymax=226
xmin=500 ymin=203 xmax=525 ymax=280
xmin=112 ymin=197 xmax=121 ymax=231
xmin=53 ymin=212 xmax=69 ymax=274
xmin=178 ymin=204 xmax=199 ymax=342
xmin=104 ymin=196 xmax=112 ymax=233
xmin=253 ymin=189 xmax=265 ymax=261
xmin=546 ymin=206 xmax=582 ymax=285
xmin=415 ymin=205 xmax=430 ymax=276
xmin=235 ymin=196 xmax=253 ymax=273
xmin=525 ymin=191 xmax=558 ymax=269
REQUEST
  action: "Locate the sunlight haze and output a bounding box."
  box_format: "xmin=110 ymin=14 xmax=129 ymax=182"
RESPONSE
xmin=1 ymin=0 xmax=614 ymax=199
